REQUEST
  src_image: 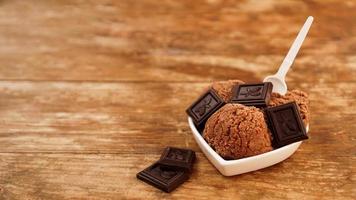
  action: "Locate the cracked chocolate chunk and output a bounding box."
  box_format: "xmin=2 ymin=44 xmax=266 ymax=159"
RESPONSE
xmin=266 ymin=102 xmax=308 ymax=148
xmin=186 ymin=89 xmax=225 ymax=129
xmin=268 ymin=89 xmax=310 ymax=126
xmin=136 ymin=162 xmax=189 ymax=193
xmin=231 ymin=82 xmax=273 ymax=107
xmin=158 ymin=147 xmax=195 ymax=171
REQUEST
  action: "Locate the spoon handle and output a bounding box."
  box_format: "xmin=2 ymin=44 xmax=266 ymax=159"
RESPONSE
xmin=276 ymin=16 xmax=314 ymax=79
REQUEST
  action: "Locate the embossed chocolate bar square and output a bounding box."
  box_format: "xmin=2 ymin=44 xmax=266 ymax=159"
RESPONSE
xmin=231 ymin=82 xmax=273 ymax=107
xmin=266 ymin=102 xmax=308 ymax=148
xmin=136 ymin=162 xmax=189 ymax=193
xmin=186 ymin=89 xmax=225 ymax=129
xmin=158 ymin=147 xmax=196 ymax=171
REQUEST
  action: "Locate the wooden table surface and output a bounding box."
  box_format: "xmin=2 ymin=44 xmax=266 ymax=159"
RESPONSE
xmin=0 ymin=0 xmax=355 ymax=199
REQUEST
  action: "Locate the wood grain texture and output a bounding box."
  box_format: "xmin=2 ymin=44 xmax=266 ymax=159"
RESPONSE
xmin=0 ymin=152 xmax=354 ymax=200
xmin=0 ymin=0 xmax=355 ymax=82
xmin=0 ymin=0 xmax=355 ymax=199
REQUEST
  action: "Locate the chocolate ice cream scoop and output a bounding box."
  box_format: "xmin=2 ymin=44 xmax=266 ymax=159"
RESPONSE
xmin=203 ymin=104 xmax=273 ymax=160
xmin=211 ymin=80 xmax=245 ymax=102
xmin=268 ymin=90 xmax=310 ymax=126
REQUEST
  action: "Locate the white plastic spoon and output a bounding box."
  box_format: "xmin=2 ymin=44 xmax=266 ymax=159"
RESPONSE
xmin=264 ymin=16 xmax=313 ymax=95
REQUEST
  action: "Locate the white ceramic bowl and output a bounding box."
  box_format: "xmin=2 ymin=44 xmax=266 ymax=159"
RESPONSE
xmin=188 ymin=117 xmax=309 ymax=176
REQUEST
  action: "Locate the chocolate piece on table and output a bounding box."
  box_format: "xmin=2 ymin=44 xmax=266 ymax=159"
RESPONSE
xmin=136 ymin=162 xmax=189 ymax=193
xmin=186 ymin=89 xmax=225 ymax=129
xmin=265 ymin=102 xmax=308 ymax=148
xmin=231 ymin=82 xmax=273 ymax=107
xmin=158 ymin=147 xmax=196 ymax=171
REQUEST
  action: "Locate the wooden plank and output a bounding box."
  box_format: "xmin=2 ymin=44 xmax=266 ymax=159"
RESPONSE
xmin=0 ymin=81 xmax=354 ymax=153
xmin=0 ymin=152 xmax=354 ymax=200
xmin=0 ymin=0 xmax=354 ymax=82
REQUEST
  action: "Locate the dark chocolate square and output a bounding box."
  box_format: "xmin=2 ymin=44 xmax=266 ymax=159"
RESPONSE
xmin=266 ymin=102 xmax=308 ymax=148
xmin=136 ymin=162 xmax=189 ymax=193
xmin=231 ymin=82 xmax=273 ymax=107
xmin=158 ymin=147 xmax=196 ymax=171
xmin=186 ymin=89 xmax=225 ymax=129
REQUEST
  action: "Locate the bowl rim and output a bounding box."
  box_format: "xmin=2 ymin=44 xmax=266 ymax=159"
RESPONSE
xmin=188 ymin=117 xmax=308 ymax=166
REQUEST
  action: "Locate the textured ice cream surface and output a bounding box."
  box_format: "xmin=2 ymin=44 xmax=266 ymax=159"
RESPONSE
xmin=203 ymin=104 xmax=273 ymax=160
xmin=211 ymin=80 xmax=245 ymax=102
xmin=268 ymin=90 xmax=310 ymax=126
